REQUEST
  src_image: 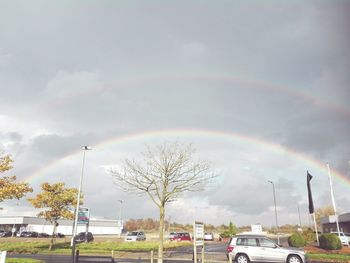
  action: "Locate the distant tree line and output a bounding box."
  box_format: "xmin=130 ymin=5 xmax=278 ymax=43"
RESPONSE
xmin=124 ymin=218 xmax=246 ymax=233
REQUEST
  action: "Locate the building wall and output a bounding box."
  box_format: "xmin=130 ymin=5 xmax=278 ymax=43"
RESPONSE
xmin=321 ymin=212 xmax=350 ymax=233
xmin=0 ymin=216 xmax=122 ymax=235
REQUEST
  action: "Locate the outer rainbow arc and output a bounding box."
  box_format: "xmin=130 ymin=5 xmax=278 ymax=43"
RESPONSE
xmin=38 ymin=73 xmax=350 ymax=119
xmin=24 ymin=128 xmax=349 ymax=186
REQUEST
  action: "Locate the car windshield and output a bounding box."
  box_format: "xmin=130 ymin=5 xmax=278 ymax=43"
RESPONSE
xmin=128 ymin=232 xmax=139 ymax=236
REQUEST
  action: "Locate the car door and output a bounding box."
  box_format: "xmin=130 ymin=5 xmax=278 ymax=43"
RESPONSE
xmin=236 ymin=237 xmax=263 ymax=262
xmin=258 ymin=238 xmax=285 ymax=262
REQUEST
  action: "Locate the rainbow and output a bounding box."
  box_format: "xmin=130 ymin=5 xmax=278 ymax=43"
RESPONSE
xmin=25 ymin=129 xmax=349 ymax=186
xmin=41 ymin=73 xmax=350 ymax=119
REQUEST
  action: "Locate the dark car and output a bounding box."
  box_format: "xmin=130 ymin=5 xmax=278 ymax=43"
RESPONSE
xmin=0 ymin=231 xmax=12 ymax=237
xmin=38 ymin=232 xmax=50 ymax=238
xmin=74 ymin=232 xmax=94 ymax=243
xmin=20 ymin=231 xmax=39 ymax=237
xmin=53 ymin=232 xmax=65 ymax=238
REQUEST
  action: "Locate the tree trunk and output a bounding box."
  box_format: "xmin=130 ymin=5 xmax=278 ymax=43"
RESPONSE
xmin=158 ymin=205 xmax=165 ymax=263
xmin=49 ymin=221 xmax=57 ymax=251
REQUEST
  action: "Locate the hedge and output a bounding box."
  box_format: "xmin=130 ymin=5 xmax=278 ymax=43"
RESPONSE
xmin=288 ymin=233 xmax=307 ymax=247
xmin=319 ymin=233 xmax=342 ymax=250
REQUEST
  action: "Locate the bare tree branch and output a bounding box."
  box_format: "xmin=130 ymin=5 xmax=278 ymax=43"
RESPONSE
xmin=108 ymin=141 xmax=215 ymax=263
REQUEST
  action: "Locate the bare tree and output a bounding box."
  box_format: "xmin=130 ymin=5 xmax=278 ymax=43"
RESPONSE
xmin=109 ymin=141 xmax=214 ymax=263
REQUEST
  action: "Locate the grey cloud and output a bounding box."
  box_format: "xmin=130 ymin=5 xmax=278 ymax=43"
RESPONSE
xmin=1 ymin=1 xmax=349 ymax=225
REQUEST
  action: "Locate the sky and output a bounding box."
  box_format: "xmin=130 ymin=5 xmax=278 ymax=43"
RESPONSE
xmin=0 ymin=0 xmax=350 ymax=228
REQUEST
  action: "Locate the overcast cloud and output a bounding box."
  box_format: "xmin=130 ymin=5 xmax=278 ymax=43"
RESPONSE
xmin=0 ymin=0 xmax=349 ymax=227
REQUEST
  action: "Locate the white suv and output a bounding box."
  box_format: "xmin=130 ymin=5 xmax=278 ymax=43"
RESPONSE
xmin=226 ymin=235 xmax=306 ymax=263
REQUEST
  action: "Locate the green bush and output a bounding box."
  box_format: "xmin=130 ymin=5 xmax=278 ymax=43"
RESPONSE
xmin=319 ymin=233 xmax=342 ymax=250
xmin=219 ymin=231 xmax=232 ymax=238
xmin=288 ymin=233 xmax=307 ymax=247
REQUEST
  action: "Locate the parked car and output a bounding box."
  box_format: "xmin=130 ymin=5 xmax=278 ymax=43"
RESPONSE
xmin=19 ymin=231 xmax=39 ymax=237
xmin=74 ymin=232 xmax=94 ymax=243
xmin=53 ymin=232 xmax=65 ymax=238
xmin=0 ymin=231 xmax=12 ymax=237
xmin=330 ymin=231 xmax=350 ymax=246
xmin=226 ymin=234 xmax=306 ymax=263
xmin=125 ymin=231 xmax=146 ymax=242
xmin=170 ymin=232 xmax=191 ymax=241
xmin=169 ymin=232 xmax=177 ymax=240
xmin=38 ymin=232 xmax=50 ymax=238
xmin=204 ymin=232 xmax=214 ymax=241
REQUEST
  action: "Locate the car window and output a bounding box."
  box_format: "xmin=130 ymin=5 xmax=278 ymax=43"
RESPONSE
xmin=246 ymin=238 xmax=258 ymax=246
xmin=259 ymin=238 xmax=277 ymax=248
xmin=236 ymin=238 xmax=257 ymax=246
xmin=236 ymin=238 xmax=244 ymax=245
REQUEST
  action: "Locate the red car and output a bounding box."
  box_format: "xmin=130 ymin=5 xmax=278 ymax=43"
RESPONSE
xmin=170 ymin=232 xmax=191 ymax=241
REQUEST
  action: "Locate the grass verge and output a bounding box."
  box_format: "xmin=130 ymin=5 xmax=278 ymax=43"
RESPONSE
xmin=6 ymin=259 xmax=44 ymax=263
xmin=307 ymin=252 xmax=350 ymax=262
xmin=0 ymin=240 xmax=191 ymax=255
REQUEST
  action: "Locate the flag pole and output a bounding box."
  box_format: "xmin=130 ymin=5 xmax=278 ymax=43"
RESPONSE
xmin=312 ymin=213 xmax=319 ymax=246
xmin=326 ymin=163 xmax=341 ymax=237
xmin=307 ymin=171 xmax=319 ymax=246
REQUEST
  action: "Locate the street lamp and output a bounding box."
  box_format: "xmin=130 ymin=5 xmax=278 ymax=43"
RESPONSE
xmin=268 ymin=180 xmax=280 ymax=244
xmin=118 ymin=199 xmax=124 ymax=222
xmin=71 ymin=146 xmax=91 ymax=247
xmin=12 ymin=202 xmax=20 ymax=237
xmin=118 ymin=200 xmax=124 ymax=237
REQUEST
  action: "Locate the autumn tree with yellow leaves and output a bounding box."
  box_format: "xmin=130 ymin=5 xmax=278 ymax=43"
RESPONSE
xmin=0 ymin=153 xmax=33 ymax=203
xmin=28 ymin=182 xmax=80 ymax=250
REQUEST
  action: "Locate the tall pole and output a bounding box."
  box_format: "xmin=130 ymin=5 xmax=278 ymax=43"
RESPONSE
xmin=297 ymin=204 xmax=302 ymax=228
xmin=118 ymin=199 xmax=123 ymax=237
xmin=268 ymin=181 xmax=280 ymax=244
xmin=71 ymin=146 xmax=91 ymax=247
xmin=326 ymin=163 xmax=341 ymax=236
xmin=12 ymin=202 xmax=20 ymax=237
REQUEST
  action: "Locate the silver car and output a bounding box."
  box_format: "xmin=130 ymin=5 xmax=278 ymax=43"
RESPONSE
xmin=227 ymin=235 xmax=306 ymax=263
xmin=124 ymin=231 xmax=146 ymax=242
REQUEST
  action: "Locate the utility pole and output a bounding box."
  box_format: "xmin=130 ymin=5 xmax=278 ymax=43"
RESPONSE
xmin=268 ymin=180 xmax=280 ymax=244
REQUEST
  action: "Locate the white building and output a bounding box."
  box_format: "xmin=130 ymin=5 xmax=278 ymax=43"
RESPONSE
xmin=0 ymin=216 xmax=123 ymax=235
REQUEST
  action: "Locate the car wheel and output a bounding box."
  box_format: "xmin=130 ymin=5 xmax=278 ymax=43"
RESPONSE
xmin=236 ymin=254 xmax=249 ymax=263
xmin=287 ymin=255 xmax=302 ymax=263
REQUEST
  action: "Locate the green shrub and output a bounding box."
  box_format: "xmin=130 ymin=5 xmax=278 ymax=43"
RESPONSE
xmin=219 ymin=231 xmax=232 ymax=238
xmin=288 ymin=233 xmax=307 ymax=247
xmin=319 ymin=233 xmax=342 ymax=250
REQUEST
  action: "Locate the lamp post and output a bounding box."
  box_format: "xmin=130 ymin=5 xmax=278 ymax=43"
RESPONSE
xmin=268 ymin=180 xmax=280 ymax=244
xmin=12 ymin=202 xmax=20 ymax=237
xmin=118 ymin=199 xmax=123 ymax=237
xmin=71 ymin=146 xmax=91 ymax=247
xmin=326 ymin=163 xmax=341 ymax=238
